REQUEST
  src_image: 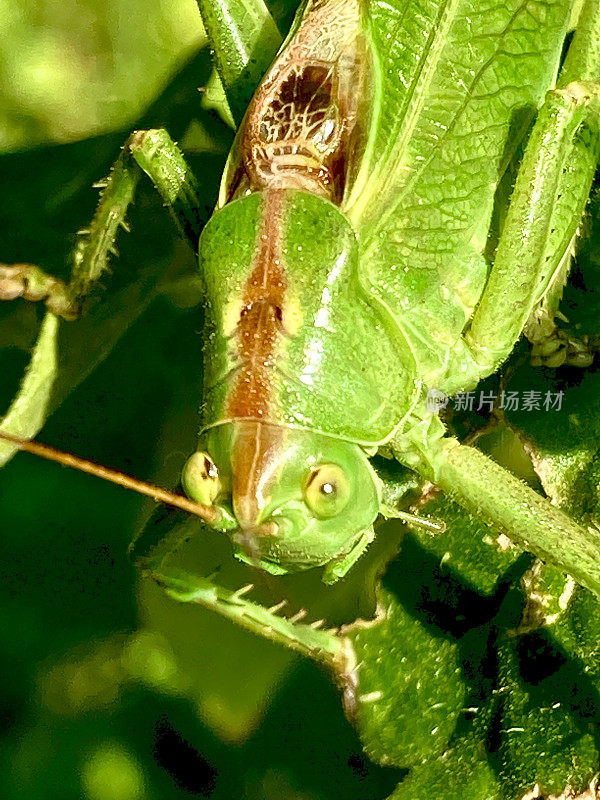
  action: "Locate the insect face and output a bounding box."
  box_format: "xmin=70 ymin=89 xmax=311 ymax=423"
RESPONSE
xmin=182 ymin=422 xmax=381 ymax=579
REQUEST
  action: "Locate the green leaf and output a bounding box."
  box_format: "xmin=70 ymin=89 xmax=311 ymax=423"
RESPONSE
xmin=349 ymin=583 xmax=466 ymax=768
xmin=387 ymin=737 xmax=500 ymax=800
xmin=345 ymin=468 xmax=600 ymax=797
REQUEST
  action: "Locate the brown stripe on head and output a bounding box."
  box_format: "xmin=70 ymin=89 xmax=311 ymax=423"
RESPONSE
xmin=226 ymin=188 xmax=287 ymax=421
xmin=230 ymin=420 xmax=285 ymax=532
xmin=225 ymin=190 xmax=290 ymax=531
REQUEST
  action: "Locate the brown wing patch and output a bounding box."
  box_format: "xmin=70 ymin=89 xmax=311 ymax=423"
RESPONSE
xmin=230 ymin=0 xmax=368 ymax=204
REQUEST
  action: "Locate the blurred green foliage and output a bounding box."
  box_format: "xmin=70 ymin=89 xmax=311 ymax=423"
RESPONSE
xmin=0 ymin=0 xmax=204 ymax=150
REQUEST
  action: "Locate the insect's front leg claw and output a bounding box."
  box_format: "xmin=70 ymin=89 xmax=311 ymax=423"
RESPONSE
xmin=530 ymin=328 xmax=595 ymax=368
xmin=0 ymin=263 xmax=79 ymax=319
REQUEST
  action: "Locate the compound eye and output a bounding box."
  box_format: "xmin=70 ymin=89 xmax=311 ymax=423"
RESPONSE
xmin=303 ymin=464 xmax=351 ymax=519
xmin=182 ymin=451 xmax=221 ymax=505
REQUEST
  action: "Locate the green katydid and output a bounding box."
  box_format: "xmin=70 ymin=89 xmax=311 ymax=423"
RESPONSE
xmin=2 ymin=0 xmax=600 ymax=658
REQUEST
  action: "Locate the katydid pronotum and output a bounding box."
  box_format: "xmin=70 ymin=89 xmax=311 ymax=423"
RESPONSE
xmin=2 ymin=0 xmax=600 ymax=709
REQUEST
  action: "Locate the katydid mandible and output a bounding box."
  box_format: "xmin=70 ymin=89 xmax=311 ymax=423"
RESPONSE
xmin=2 ymin=0 xmax=600 ymax=601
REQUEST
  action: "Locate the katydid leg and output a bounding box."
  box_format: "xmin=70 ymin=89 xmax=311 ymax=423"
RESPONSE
xmin=465 ymin=81 xmax=600 ymax=372
xmin=526 ymin=311 xmax=597 ymax=369
xmin=132 ymin=504 xmax=344 ymax=665
xmin=128 ymin=129 xmax=203 ymax=248
xmin=524 ymin=1 xmax=600 ymax=368
xmin=524 ymin=248 xmax=596 ymax=368
xmin=465 ymin=2 xmax=600 ymax=372
xmin=0 ymin=129 xmax=202 ymax=319
xmin=420 ymin=436 xmax=600 ymax=598
xmin=148 ymin=563 xmax=344 ymax=665
xmin=0 ymin=147 xmax=140 ymax=319
xmin=194 ymin=0 xmax=281 ymax=125
xmin=559 ymin=0 xmax=600 ymax=88
xmin=0 ymin=263 xmax=76 ymax=319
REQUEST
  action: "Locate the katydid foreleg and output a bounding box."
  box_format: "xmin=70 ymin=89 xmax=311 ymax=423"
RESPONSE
xmin=132 ymin=504 xmax=346 ymax=667
xmin=0 ymin=129 xmax=204 ymax=465
xmin=0 ymin=130 xmax=202 ymax=319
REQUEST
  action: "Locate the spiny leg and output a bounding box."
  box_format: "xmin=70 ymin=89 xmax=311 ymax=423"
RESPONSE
xmin=0 ymin=129 xmax=202 ymax=319
xmin=409 ymin=435 xmax=600 ymax=599
xmin=522 ymin=174 xmax=597 ymax=368
xmin=131 ymin=503 xmax=346 ymax=669
xmin=465 ymin=0 xmax=600 ymax=374
xmin=0 ymin=0 xmax=285 ymax=318
xmin=526 ymin=0 xmax=600 ymax=371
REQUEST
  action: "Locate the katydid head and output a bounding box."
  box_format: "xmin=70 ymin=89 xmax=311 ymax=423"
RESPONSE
xmin=181 ymin=422 xmax=380 ymax=582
